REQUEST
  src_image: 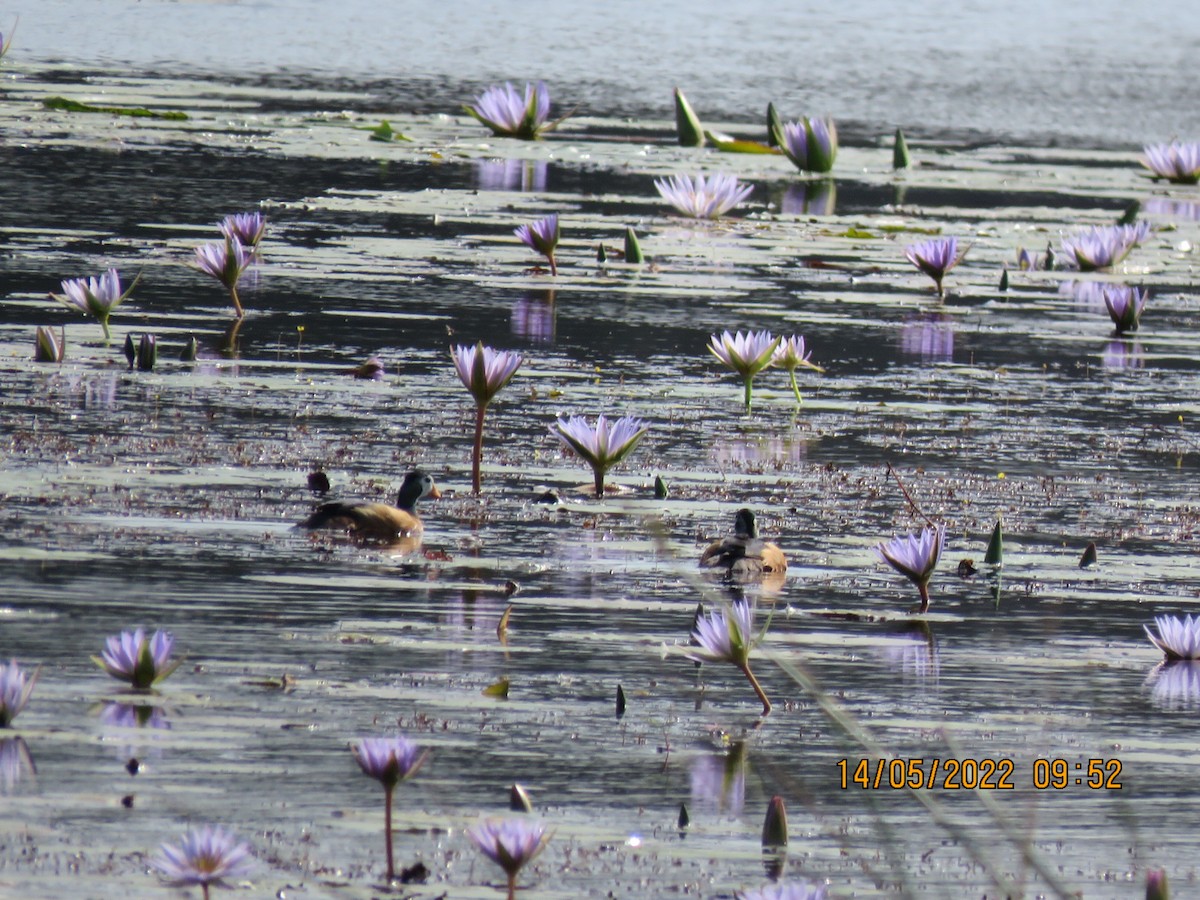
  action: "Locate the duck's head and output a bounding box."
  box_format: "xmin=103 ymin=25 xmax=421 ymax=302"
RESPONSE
xmin=396 ymin=470 xmax=441 ymax=510
xmin=733 ymin=508 xmax=759 ymax=539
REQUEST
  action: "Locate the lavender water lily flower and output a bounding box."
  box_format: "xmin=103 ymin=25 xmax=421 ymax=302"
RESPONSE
xmin=53 ymin=268 xmax=138 ymax=341
xmin=655 ymin=172 xmax=753 ymax=219
xmin=514 ymin=214 xmax=560 ymax=275
xmin=351 ymin=735 xmax=429 ymax=882
xmin=708 ymin=329 xmax=780 ymax=411
xmin=1103 ymin=285 xmax=1149 ymax=334
xmin=218 ymin=212 xmax=267 ymax=254
xmin=876 ymin=525 xmax=944 ymax=614
xmin=93 ymin=628 xmax=181 ymax=691
xmin=196 ymin=237 xmax=252 ymax=317
xmin=466 ymin=81 xmax=556 ymax=140
xmin=1060 ymin=222 xmax=1150 ymax=271
xmin=779 ymin=117 xmax=838 ymax=174
xmin=1145 ymin=614 xmax=1200 ymax=660
xmin=468 ymin=818 xmax=551 ymax=900
xmin=549 ymin=414 xmax=648 ymax=497
xmin=452 ymin=342 xmax=524 ymax=493
xmin=1142 ymin=141 xmax=1200 ymax=184
xmin=772 ymin=334 xmax=821 ymax=405
xmin=153 ymin=826 xmax=254 ymax=900
xmin=683 ymin=600 xmax=772 ymax=716
xmin=904 ymin=237 xmax=965 ymax=296
xmin=0 ymin=660 xmax=38 ymax=728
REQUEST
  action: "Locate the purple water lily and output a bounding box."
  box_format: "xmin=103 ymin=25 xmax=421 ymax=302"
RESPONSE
xmin=153 ymin=826 xmax=254 ymax=900
xmin=708 ymin=329 xmax=780 ymax=411
xmin=468 ymin=818 xmax=551 ymax=900
xmin=654 ymin=172 xmax=753 ymax=219
xmin=549 ymin=414 xmax=648 ymax=497
xmin=466 ymin=81 xmax=556 ymax=140
xmin=195 ymin=237 xmax=252 ymax=317
xmin=53 ymin=267 xmax=138 ymax=341
xmin=904 ymin=237 xmax=964 ymax=296
xmin=683 ymin=600 xmax=771 ymax=716
xmin=876 ymin=524 xmax=945 ymax=614
xmin=772 ymin=335 xmax=821 ymax=405
xmin=218 ymin=212 xmax=267 ymax=252
xmin=1142 ymin=141 xmax=1200 ymax=184
xmin=452 ymin=342 xmax=524 ymax=493
xmin=351 ymin=735 xmax=429 ymax=881
xmin=1145 ymin=613 xmax=1200 ymax=660
xmin=1060 ymin=222 xmax=1150 ymax=271
xmin=779 ymin=117 xmax=838 ymax=173
xmin=514 ymin=214 xmax=560 ymax=275
xmin=0 ymin=660 xmax=38 ymax=728
xmin=94 ymin=628 xmax=180 ymax=691
xmin=1102 ymin=285 xmax=1148 ymax=334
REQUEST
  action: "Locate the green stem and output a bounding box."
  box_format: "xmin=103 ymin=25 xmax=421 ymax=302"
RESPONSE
xmin=100 ymin=316 xmax=111 ymax=344
xmin=739 ymin=661 xmax=772 ymax=717
xmin=788 ymin=369 xmax=803 ymax=405
xmin=917 ymin=582 xmax=931 ymax=615
xmin=548 ymin=253 xmax=557 ymax=277
xmin=472 ymin=405 xmax=486 ymax=494
xmin=742 ymin=377 xmax=753 ymax=412
xmin=507 ymin=872 xmax=517 ymax=900
xmin=230 ymin=284 xmax=245 ymax=318
xmin=593 ymin=464 xmax=605 ymax=499
xmin=384 ymin=783 xmax=395 ymax=881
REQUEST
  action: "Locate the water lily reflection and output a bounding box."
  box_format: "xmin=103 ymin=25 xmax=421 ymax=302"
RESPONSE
xmin=99 ymin=701 xmax=170 ymax=730
xmin=1060 ymin=280 xmax=1108 ymax=311
xmin=877 ymin=625 xmax=940 ymax=682
xmin=736 ymin=882 xmax=829 ymax=900
xmin=899 ymin=314 xmax=954 ymax=362
xmin=1146 ymin=661 xmax=1200 ymax=710
xmin=511 ymin=292 xmax=556 ymax=344
xmin=779 ymin=180 xmax=836 ymax=216
xmin=476 ymin=158 xmax=549 ymax=193
xmin=0 ymin=737 xmax=36 ymax=794
xmin=712 ymin=435 xmax=807 ymax=469
xmin=689 ymin=741 xmax=748 ymax=815
xmin=1143 ymin=198 xmax=1200 ymax=222
xmin=1102 ymin=339 xmax=1145 ymax=370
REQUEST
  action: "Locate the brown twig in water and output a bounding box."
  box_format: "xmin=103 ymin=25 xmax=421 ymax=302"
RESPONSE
xmin=885 ymin=462 xmax=936 ymax=528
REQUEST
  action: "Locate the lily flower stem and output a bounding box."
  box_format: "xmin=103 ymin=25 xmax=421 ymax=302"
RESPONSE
xmin=742 ymin=378 xmax=753 ymax=412
xmin=202 ymin=885 xmax=211 ymax=900
xmin=507 ymin=872 xmax=517 ymax=900
xmin=383 ymin=783 xmax=396 ymax=881
xmin=100 ymin=317 xmax=112 ymax=344
xmin=739 ymin=661 xmax=772 ymax=717
xmin=472 ymin=405 xmax=487 ymax=494
xmin=788 ymin=370 xmax=803 ymax=405
xmin=229 ymin=285 xmax=245 ymax=318
xmin=917 ymin=582 xmax=931 ymax=615
xmin=592 ymin=466 xmax=605 ymax=499
xmin=548 ymin=254 xmax=557 ymax=277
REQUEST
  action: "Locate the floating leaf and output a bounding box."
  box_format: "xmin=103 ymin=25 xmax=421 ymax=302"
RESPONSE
xmin=43 ymin=96 xmax=188 ymax=120
xmin=482 ymin=677 xmax=510 ymax=698
xmin=366 ymin=120 xmax=413 ymax=142
xmin=893 ymin=127 xmax=911 ymax=169
xmin=624 ymin=227 xmax=643 ymax=264
xmin=673 ymin=88 xmax=705 ymax=147
xmin=984 ymin=519 xmax=1003 ymax=566
xmin=705 ymin=131 xmax=781 ymax=155
xmin=841 ymin=227 xmax=877 ymax=239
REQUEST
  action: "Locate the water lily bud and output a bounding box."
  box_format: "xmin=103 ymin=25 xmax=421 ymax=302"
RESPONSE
xmin=984 ymin=519 xmax=1003 ymax=567
xmin=674 ymin=87 xmax=705 ymax=147
xmin=509 ymin=783 xmax=534 ymax=813
xmin=136 ymin=334 xmax=157 ymax=371
xmin=1146 ymin=868 xmax=1169 ymax=900
xmin=761 ymin=795 xmax=788 ymax=847
xmin=624 ymin=227 xmax=644 ymax=264
xmin=893 ymin=127 xmax=911 ymax=169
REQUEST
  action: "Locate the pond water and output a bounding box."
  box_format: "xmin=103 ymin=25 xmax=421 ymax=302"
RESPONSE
xmin=2 ymin=12 xmax=1200 ymax=900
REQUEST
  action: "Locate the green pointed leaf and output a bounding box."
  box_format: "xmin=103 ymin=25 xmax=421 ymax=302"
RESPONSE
xmin=984 ymin=519 xmax=1003 ymax=566
xmin=1079 ymin=542 xmax=1098 ymax=569
xmin=893 ymin=127 xmax=911 ymax=169
xmin=673 ymin=88 xmax=705 ymax=147
xmin=761 ymin=795 xmax=789 ymax=847
xmin=624 ymin=226 xmax=644 ymax=264
xmin=998 ymin=267 xmax=1009 ymax=292
xmin=766 ymin=102 xmax=785 ymax=147
xmin=483 ymin=677 xmax=510 ymax=698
